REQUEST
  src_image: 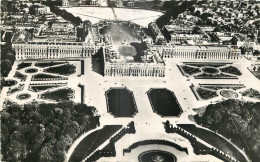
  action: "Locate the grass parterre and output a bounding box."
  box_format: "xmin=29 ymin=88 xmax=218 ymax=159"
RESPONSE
xmin=44 ymin=64 xmax=76 ymax=76
xmin=40 ymin=88 xmax=74 ymax=102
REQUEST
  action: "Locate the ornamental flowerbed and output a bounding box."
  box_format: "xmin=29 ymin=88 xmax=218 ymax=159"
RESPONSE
xmin=181 ymin=65 xmax=201 ymax=75
xmin=14 ymin=71 xmax=27 ymax=81
xmin=241 ymin=88 xmax=260 ymax=100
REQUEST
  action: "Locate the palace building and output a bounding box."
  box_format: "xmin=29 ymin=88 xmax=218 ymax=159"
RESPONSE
xmin=13 ymin=41 xmax=99 ymax=59
xmin=159 ymin=44 xmax=241 ymax=60
xmin=104 ymin=47 xmax=166 ymax=77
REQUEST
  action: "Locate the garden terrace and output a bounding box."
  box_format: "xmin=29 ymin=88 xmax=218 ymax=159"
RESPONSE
xmin=16 ymin=93 xmax=31 ymax=100
xmin=147 ymin=88 xmax=183 ymax=117
xmin=194 ymin=73 xmax=238 ymax=79
xmin=44 ymin=64 xmax=76 ymax=76
xmin=40 ymin=88 xmax=74 ymax=102
xmin=240 ymin=88 xmax=260 ymax=100
xmin=2 ymin=79 xmax=17 ymax=87
xmin=14 ymin=71 xmax=27 ymax=81
xmin=17 ymin=62 xmax=32 ymax=70
xmin=69 ymin=125 xmax=122 ymax=162
xmin=35 ymin=61 xmax=67 ymax=68
xmin=31 ymin=73 xmax=67 ymax=81
xmin=139 ymin=150 xmax=177 ymax=162
xmin=177 ymin=124 xmax=248 ymax=162
xmin=196 ymin=88 xmax=218 ymax=100
xmin=179 ymin=65 xmax=201 ymax=75
xmin=105 ymin=88 xmax=138 ymax=117
xmin=29 ymin=84 xmax=65 ymax=92
xmin=25 ymin=68 xmax=38 ymax=73
xmin=220 ymin=66 xmax=242 ymax=76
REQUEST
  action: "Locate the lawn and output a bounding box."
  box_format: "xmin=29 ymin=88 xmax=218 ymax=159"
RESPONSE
xmin=35 ymin=61 xmax=66 ymax=68
xmin=2 ymin=79 xmax=17 ymax=87
xmin=251 ymin=70 xmax=260 ymax=79
xmin=30 ymin=85 xmax=62 ymax=92
xmin=41 ymin=88 xmax=74 ymax=101
xmin=17 ymin=93 xmax=31 ymax=100
xmin=17 ymin=62 xmax=32 ymax=70
xmin=117 ymin=45 xmax=137 ymax=57
xmin=220 ymin=66 xmax=242 ymax=76
xmin=32 ymin=73 xmax=65 ymax=79
xmin=25 ymin=68 xmax=38 ymax=73
xmin=147 ymin=88 xmax=182 ymax=117
xmin=106 ymin=88 xmax=138 ymax=117
xmin=44 ymin=64 xmax=76 ymax=76
xmin=69 ymin=125 xmax=122 ymax=162
xmin=14 ymin=71 xmax=27 ymax=81
xmin=177 ymin=124 xmax=248 ymax=162
xmin=196 ymin=88 xmax=218 ymax=100
xmin=181 ymin=65 xmax=201 ymax=75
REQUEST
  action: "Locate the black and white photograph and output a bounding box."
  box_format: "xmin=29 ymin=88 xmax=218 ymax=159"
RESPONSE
xmin=1 ymin=0 xmax=260 ymax=161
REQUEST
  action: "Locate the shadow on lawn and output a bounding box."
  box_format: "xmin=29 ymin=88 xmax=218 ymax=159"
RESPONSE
xmin=92 ymin=48 xmax=104 ymax=76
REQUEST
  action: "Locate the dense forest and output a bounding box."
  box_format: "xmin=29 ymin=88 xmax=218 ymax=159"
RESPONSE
xmin=1 ymin=101 xmax=100 ymax=162
xmin=195 ymin=99 xmax=260 ymax=162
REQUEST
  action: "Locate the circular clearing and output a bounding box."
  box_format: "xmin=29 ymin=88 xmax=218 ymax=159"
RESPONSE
xmin=3 ymin=79 xmax=17 ymax=87
xmin=202 ymin=67 xmax=219 ymax=74
xmin=25 ymin=68 xmax=38 ymax=73
xmin=17 ymin=93 xmax=31 ymax=100
xmin=138 ymin=150 xmax=176 ymax=162
xmin=220 ymin=90 xmax=238 ymax=99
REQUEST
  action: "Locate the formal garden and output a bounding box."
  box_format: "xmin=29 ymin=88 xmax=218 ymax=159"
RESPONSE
xmin=191 ymin=84 xmax=244 ymax=100
xmin=178 ymin=63 xmax=242 ymax=79
xmin=40 ymin=88 xmax=75 ymax=102
xmin=106 ymin=88 xmax=138 ymax=117
xmin=240 ymin=88 xmax=260 ymax=100
xmin=147 ymin=88 xmax=183 ymax=117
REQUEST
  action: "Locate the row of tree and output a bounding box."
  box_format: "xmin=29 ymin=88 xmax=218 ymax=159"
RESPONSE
xmin=195 ymin=99 xmax=260 ymax=162
xmin=49 ymin=5 xmax=82 ymax=26
xmin=1 ymin=101 xmax=100 ymax=162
